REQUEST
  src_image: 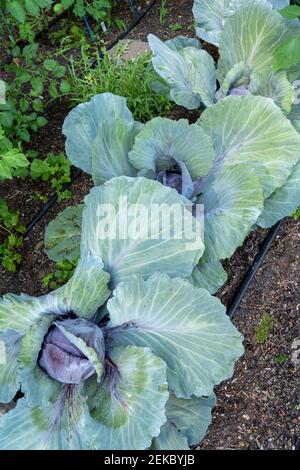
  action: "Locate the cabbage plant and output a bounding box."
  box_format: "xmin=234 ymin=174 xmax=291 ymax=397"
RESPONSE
xmin=44 ymin=1 xmax=300 ymax=299
xmin=0 ymin=177 xmax=244 ymax=449
xmin=45 ymin=90 xmax=300 ymax=284
xmin=193 ymin=0 xmax=290 ymax=47
xmin=148 ymin=1 xmax=300 ymax=229
xmin=149 ymin=2 xmax=298 ymax=111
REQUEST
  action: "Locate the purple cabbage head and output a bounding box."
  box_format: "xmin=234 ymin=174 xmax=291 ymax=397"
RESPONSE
xmin=39 ymin=318 xmax=105 ymax=385
xmin=228 ymin=85 xmax=251 ymax=97
xmin=157 ymin=170 xmax=183 ymax=193
xmin=156 ymin=160 xmax=196 ymax=199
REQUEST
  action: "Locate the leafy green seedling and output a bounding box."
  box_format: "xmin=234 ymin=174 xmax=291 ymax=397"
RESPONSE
xmin=254 ymin=313 xmax=273 ymax=344
xmin=30 ymin=152 xmax=72 ymax=201
xmin=42 ymin=259 xmax=78 ymax=289
xmin=279 ymin=5 xmax=300 ymax=19
xmin=0 ymin=197 xmax=25 ymax=272
xmin=275 ymin=354 xmax=289 ymax=364
xmin=292 ymin=207 xmax=300 ymax=220
xmin=0 ymin=127 xmax=29 ymax=179
xmin=273 ymin=36 xmax=300 ymax=72
xmin=68 ymin=49 xmax=173 ymax=123
xmin=169 ymin=22 xmax=183 ymax=31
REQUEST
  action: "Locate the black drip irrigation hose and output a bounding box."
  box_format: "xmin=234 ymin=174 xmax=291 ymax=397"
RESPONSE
xmin=23 ymin=167 xmax=82 ymax=236
xmin=4 ymin=0 xmax=157 ymax=65
xmin=227 ymin=219 xmax=284 ymax=320
xmin=227 ymin=217 xmax=300 ymax=451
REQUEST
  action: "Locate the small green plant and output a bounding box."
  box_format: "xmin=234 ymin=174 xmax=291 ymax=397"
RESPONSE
xmin=32 ymin=191 xmax=48 ymax=203
xmin=42 ymin=258 xmax=78 ymax=289
xmin=275 ymin=353 xmax=289 ymax=364
xmin=273 ymin=35 xmax=300 ymax=72
xmin=0 ymin=198 xmax=21 ymax=232
xmin=0 ymin=197 xmax=25 ymax=271
xmin=169 ymin=22 xmax=183 ymax=31
xmin=113 ymin=17 xmax=126 ymax=31
xmin=48 ymin=22 xmax=84 ymax=47
xmin=2 ymin=1 xmax=114 ymax=33
xmin=1 ymin=43 xmax=68 ymax=143
xmin=270 ymin=4 xmax=300 ymax=72
xmin=254 ymin=313 xmax=273 ymax=344
xmin=54 ymin=0 xmax=115 ymax=24
xmin=0 ymin=233 xmax=23 ymax=271
xmin=159 ymin=0 xmax=168 ymax=25
xmin=2 ymin=0 xmax=52 ymax=23
xmin=292 ymin=207 xmax=300 ymax=220
xmin=30 ymin=152 xmax=72 ymax=201
xmin=0 ymin=126 xmax=29 ymax=179
xmin=68 ymin=47 xmax=173 ymax=122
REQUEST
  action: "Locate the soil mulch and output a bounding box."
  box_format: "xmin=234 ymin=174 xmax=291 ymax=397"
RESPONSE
xmin=0 ymin=0 xmax=299 ymax=450
xmin=200 ymin=218 xmax=300 ymax=450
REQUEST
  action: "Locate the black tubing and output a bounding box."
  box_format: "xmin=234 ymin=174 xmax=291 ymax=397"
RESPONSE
xmin=23 ymin=168 xmax=82 ymax=236
xmin=227 ymin=219 xmax=284 ymax=320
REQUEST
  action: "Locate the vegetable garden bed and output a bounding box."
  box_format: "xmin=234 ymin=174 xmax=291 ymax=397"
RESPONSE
xmin=0 ymin=0 xmax=299 ymax=451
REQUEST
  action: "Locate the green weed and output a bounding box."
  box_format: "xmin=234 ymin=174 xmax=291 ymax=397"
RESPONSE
xmin=254 ymin=313 xmax=273 ymax=344
xmin=68 ymin=47 xmax=173 ymax=122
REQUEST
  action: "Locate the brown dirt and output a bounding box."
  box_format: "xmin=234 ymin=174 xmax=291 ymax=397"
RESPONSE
xmin=0 ymin=0 xmax=299 ymax=450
